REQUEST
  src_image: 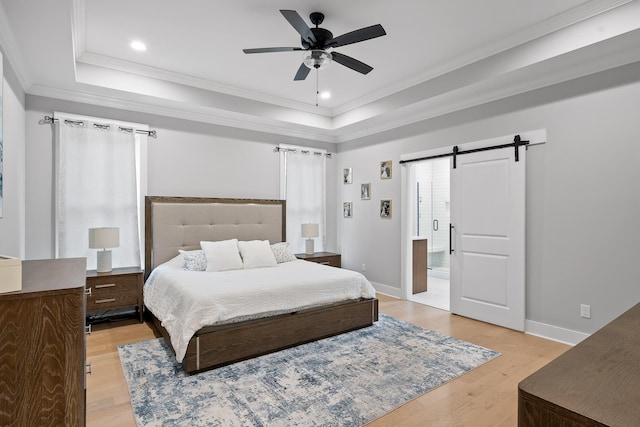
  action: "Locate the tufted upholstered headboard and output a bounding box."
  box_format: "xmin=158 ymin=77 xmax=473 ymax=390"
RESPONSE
xmin=145 ymin=196 xmax=286 ymax=276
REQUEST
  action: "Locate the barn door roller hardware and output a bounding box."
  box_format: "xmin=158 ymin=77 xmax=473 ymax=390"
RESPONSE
xmin=399 ymin=135 xmax=530 ymax=168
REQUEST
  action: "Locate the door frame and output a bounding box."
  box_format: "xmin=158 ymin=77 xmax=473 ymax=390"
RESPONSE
xmin=400 ymin=130 xmax=546 ymax=302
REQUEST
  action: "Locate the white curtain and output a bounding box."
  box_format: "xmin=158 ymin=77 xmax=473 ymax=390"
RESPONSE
xmin=279 ymin=145 xmax=327 ymax=254
xmin=55 ymin=113 xmax=144 ymax=270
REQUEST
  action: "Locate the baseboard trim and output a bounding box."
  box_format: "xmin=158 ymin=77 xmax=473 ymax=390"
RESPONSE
xmin=371 ymin=283 xmax=589 ymax=346
xmin=370 ymin=282 xmax=403 ymax=299
xmin=525 ymin=320 xmax=590 ymax=346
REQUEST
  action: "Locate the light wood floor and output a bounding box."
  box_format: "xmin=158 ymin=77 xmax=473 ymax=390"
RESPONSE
xmin=86 ymin=294 xmax=570 ymax=426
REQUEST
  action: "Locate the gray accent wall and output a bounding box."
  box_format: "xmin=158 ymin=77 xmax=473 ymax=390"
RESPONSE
xmin=337 ymin=62 xmax=640 ymax=336
xmin=4 ymin=61 xmax=639 ymax=340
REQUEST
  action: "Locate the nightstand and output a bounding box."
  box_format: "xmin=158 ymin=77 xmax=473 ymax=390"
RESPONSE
xmin=86 ymin=267 xmax=144 ymax=323
xmin=295 ymin=252 xmax=341 ymax=268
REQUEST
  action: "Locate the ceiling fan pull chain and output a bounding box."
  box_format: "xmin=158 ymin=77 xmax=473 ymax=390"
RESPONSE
xmin=316 ymin=70 xmax=319 ymax=107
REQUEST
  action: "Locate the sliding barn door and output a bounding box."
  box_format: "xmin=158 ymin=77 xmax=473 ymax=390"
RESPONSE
xmin=450 ymin=147 xmax=525 ymax=331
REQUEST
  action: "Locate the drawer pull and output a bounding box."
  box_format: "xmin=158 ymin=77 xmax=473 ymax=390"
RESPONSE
xmin=95 ymin=283 xmax=116 ymax=289
xmin=319 ymin=261 xmax=331 ymax=265
xmin=95 ymin=298 xmax=116 ymax=304
xmin=85 ymin=287 xmax=92 ymax=297
xmin=85 ymin=325 xmax=92 ymax=335
xmin=86 ymin=361 xmax=92 ymax=375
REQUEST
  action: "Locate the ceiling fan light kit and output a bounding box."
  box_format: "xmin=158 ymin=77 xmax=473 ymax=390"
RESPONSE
xmin=243 ymin=9 xmax=386 ymax=81
xmin=303 ymin=50 xmax=332 ymax=70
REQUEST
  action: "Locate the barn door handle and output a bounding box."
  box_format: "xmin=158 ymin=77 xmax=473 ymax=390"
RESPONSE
xmin=449 ymin=224 xmax=455 ymax=254
xmin=433 ymin=219 xmax=439 ymax=231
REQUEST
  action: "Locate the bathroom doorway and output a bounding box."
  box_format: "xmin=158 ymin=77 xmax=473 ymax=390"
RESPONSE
xmin=410 ymin=158 xmax=450 ymax=311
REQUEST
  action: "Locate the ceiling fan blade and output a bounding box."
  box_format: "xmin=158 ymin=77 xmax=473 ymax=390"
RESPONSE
xmin=331 ymin=52 xmax=373 ymax=75
xmin=294 ymin=63 xmax=311 ymax=81
xmin=325 ymin=24 xmax=386 ymax=48
xmin=243 ymin=47 xmax=304 ymax=54
xmin=280 ymin=10 xmax=317 ymax=44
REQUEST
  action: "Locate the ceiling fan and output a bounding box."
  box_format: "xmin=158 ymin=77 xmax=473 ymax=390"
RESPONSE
xmin=243 ymin=10 xmax=386 ymax=81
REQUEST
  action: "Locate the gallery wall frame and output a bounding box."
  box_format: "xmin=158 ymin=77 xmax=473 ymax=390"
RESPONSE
xmin=380 ymin=161 xmax=392 ymax=179
xmin=343 ymin=168 xmax=353 ymax=184
xmin=380 ymin=199 xmax=392 ymax=218
xmin=361 ymin=183 xmax=371 ymax=200
xmin=343 ymin=202 xmax=353 ymax=218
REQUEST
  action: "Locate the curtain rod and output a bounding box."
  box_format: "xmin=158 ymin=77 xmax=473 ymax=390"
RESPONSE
xmin=274 ymin=146 xmax=332 ymax=159
xmin=42 ymin=115 xmax=157 ymax=138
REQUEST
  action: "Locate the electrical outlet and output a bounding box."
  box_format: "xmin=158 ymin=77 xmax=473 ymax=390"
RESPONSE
xmin=361 ymin=263 xmax=366 ymax=272
xmin=580 ymin=304 xmax=591 ymax=319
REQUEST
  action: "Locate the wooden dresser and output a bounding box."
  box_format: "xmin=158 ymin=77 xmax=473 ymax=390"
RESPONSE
xmin=0 ymin=258 xmax=87 ymax=427
xmin=518 ymin=301 xmax=640 ymax=426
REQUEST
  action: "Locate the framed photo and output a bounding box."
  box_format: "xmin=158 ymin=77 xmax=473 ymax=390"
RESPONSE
xmin=380 ymin=199 xmax=392 ymax=218
xmin=361 ymin=183 xmax=371 ymax=200
xmin=380 ymin=161 xmax=392 ymax=179
xmin=343 ymin=202 xmax=353 ymax=218
xmin=343 ymin=168 xmax=353 ymax=184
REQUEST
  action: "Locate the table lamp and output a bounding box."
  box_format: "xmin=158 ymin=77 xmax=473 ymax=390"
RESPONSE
xmin=301 ymin=223 xmax=319 ymax=255
xmin=89 ymin=227 xmax=120 ymax=272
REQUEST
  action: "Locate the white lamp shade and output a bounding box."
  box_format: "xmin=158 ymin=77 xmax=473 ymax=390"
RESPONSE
xmin=301 ymin=223 xmax=319 ymax=238
xmin=89 ymin=227 xmax=120 ymax=249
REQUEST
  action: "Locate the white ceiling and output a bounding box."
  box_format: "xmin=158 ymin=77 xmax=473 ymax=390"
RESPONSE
xmin=1 ymin=0 xmax=640 ymax=142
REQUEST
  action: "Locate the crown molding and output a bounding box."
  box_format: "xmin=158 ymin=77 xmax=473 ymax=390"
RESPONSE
xmin=334 ymin=29 xmax=640 ymax=143
xmin=331 ymin=0 xmax=635 ymax=117
xmin=27 ymin=84 xmax=338 ymax=143
xmin=75 ymin=52 xmax=333 ymax=118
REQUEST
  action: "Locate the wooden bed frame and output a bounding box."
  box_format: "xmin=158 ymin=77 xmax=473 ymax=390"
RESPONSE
xmin=144 ymin=196 xmax=378 ymax=374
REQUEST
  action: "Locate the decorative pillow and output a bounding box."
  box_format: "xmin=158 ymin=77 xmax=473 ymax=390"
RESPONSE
xmin=271 ymin=242 xmax=297 ymax=263
xmin=178 ymin=249 xmax=207 ymax=271
xmin=238 ymin=240 xmax=278 ymax=269
xmin=201 ymin=239 xmax=243 ymax=272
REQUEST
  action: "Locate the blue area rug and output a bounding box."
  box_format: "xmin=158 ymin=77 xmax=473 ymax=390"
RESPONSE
xmin=118 ymin=314 xmax=499 ymax=426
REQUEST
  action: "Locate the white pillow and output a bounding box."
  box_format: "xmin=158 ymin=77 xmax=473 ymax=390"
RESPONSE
xmin=178 ymin=249 xmax=207 ymax=271
xmin=271 ymin=242 xmax=297 ymax=263
xmin=238 ymin=240 xmax=278 ymax=269
xmin=201 ymin=239 xmax=243 ymax=272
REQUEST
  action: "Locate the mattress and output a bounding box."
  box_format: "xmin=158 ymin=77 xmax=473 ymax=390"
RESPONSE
xmin=144 ymin=256 xmax=376 ymax=362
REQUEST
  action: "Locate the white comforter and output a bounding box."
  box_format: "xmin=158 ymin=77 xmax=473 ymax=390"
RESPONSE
xmin=144 ymin=256 xmax=376 ymax=362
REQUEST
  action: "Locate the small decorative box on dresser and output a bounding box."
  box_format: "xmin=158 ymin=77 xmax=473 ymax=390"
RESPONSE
xmin=0 ymin=258 xmax=87 ymax=427
xmin=85 ymin=267 xmax=144 ymax=323
xmin=295 ymin=252 xmax=341 ymax=268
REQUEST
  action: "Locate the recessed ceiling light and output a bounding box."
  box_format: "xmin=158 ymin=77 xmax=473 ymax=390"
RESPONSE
xmin=130 ymin=41 xmax=147 ymax=51
xmin=320 ymin=91 xmax=331 ymax=99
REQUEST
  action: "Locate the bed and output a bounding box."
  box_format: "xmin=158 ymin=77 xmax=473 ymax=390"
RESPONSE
xmin=144 ymin=196 xmax=379 ymax=374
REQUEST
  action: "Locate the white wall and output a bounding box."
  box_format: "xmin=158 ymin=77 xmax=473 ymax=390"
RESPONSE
xmin=0 ymin=50 xmax=26 ymax=258
xmin=24 ymin=96 xmax=337 ymax=260
xmin=338 ymin=62 xmax=640 ymax=336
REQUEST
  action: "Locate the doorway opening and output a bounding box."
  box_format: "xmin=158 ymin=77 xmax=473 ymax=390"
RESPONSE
xmin=409 ymin=158 xmax=450 ymax=311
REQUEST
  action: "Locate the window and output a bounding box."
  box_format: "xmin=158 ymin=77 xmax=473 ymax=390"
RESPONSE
xmin=55 ymin=112 xmax=148 ymax=270
xmin=279 ymin=144 xmax=327 ymax=254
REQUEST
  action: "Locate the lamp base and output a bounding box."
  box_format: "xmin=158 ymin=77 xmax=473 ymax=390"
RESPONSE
xmin=305 ymin=239 xmax=315 ymax=255
xmin=96 ymin=250 xmax=112 ymax=273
